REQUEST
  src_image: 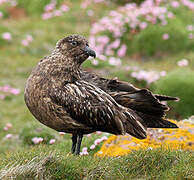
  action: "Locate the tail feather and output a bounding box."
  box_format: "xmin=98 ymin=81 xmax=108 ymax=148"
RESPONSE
xmin=155 ymin=94 xmax=179 ymax=101
xmin=106 ymin=78 xmax=179 ymax=131
xmin=110 ymin=89 xmax=168 ymax=117
xmin=136 ymin=112 xmax=178 ymax=128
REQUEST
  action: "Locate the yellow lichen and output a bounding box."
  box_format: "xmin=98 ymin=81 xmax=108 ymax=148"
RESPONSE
xmin=96 ymin=120 xmax=194 ymax=157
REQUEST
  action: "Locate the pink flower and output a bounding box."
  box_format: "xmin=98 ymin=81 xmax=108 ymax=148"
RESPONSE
xmin=80 ymin=147 xmax=89 ymax=155
xmin=111 ymin=39 xmax=120 ymax=49
xmin=94 ymin=0 xmax=104 ymax=3
xmin=2 ymin=32 xmax=12 ymax=41
xmin=177 ymin=59 xmax=189 ymax=67
xmin=81 ymin=1 xmax=89 ymax=9
xmin=21 ymin=35 xmax=33 ymax=46
xmin=110 ymin=10 xmax=119 ymax=17
xmin=108 ymin=57 xmax=121 ymax=66
xmin=32 ymin=137 xmax=43 ymax=144
xmin=182 ymin=0 xmax=194 ymax=8
xmin=131 ymin=72 xmax=138 ymax=78
xmin=49 ymin=139 xmax=56 ymax=144
xmin=26 ymin=35 xmax=33 ymax=42
xmin=96 ymin=36 xmax=109 ymax=44
xmin=130 ymin=22 xmax=137 ymax=29
xmin=82 ymin=147 xmax=88 ymax=152
xmin=167 ymin=12 xmax=174 ymax=18
xmin=117 ymin=44 xmax=127 ymax=57
xmin=60 ymin=4 xmax=69 ymax=12
xmin=94 ymin=138 xmax=102 ymax=145
xmin=161 ymin=20 xmax=167 ymax=26
xmin=0 ymin=94 xmax=5 ymax=100
xmin=171 ymin=1 xmax=180 ymax=8
xmin=21 ymin=39 xmax=29 ymax=46
xmin=187 ymin=25 xmax=194 ymax=31
xmin=92 ymin=59 xmax=99 ymax=66
xmin=6 ymin=123 xmax=12 ymax=129
xmin=188 ymin=2 xmax=194 ymax=10
xmin=105 ymin=48 xmax=114 ymax=56
xmin=146 ymin=15 xmax=152 ymax=22
xmin=131 ymin=70 xmax=162 ymax=84
xmin=159 ymin=14 xmax=165 ymax=21
xmin=87 ymin=10 xmax=94 ymax=16
xmin=100 ymin=136 xmax=108 ymax=141
xmin=151 ymin=18 xmax=157 ymax=24
xmin=90 ymin=144 xmax=96 ymax=150
xmin=162 ymin=33 xmax=169 ymax=40
xmin=0 ymin=85 xmax=20 ymax=95
xmin=59 ymin=132 xmax=65 ymax=135
xmin=10 ymin=88 xmax=20 ymax=95
xmin=42 ymin=12 xmax=52 ymax=20
xmin=44 ymin=3 xmax=55 ymax=12
xmin=188 ymin=33 xmax=193 ymax=39
xmin=139 ymin=22 xmax=147 ymax=30
xmin=81 ymin=151 xmax=89 ymax=156
xmin=98 ymin=54 xmax=107 ymax=61
xmin=160 ymin=71 xmax=167 ymax=76
xmin=160 ymin=7 xmax=167 ymax=13
xmin=96 ymin=131 xmax=102 ymax=135
xmin=53 ymin=10 xmax=62 ymax=17
xmin=6 ymin=134 xmax=13 ymax=139
xmin=0 ymin=86 xmax=8 ymax=92
xmin=3 ymin=127 xmax=8 ymax=131
xmin=86 ymin=134 xmax=91 ymax=137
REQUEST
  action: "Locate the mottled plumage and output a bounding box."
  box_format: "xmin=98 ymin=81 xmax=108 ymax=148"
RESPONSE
xmin=24 ymin=34 xmax=178 ymax=155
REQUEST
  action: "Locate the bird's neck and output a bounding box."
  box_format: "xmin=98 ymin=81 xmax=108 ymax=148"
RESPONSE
xmin=63 ymin=65 xmax=81 ymax=82
xmin=49 ymin=52 xmax=82 ymax=83
xmin=36 ymin=49 xmax=83 ymax=83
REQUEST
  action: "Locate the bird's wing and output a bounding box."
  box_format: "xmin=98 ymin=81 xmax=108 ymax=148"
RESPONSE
xmin=108 ymin=79 xmax=178 ymax=129
xmin=107 ymin=78 xmax=178 ymax=101
xmin=81 ymin=71 xmax=168 ymax=115
xmin=81 ymin=70 xmax=178 ymax=101
xmin=49 ymin=80 xmax=147 ymax=138
xmin=80 ymin=71 xmax=178 ymax=129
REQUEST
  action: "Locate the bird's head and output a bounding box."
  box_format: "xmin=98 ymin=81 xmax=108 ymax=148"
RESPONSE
xmin=55 ymin=34 xmax=96 ymax=65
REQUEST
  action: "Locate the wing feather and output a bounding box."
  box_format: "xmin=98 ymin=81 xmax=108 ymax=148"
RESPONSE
xmin=50 ymin=80 xmax=126 ymax=134
xmin=50 ymin=80 xmax=147 ymax=138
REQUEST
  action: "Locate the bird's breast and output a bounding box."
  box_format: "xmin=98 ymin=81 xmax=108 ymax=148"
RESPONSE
xmin=24 ymin=74 xmax=92 ymax=133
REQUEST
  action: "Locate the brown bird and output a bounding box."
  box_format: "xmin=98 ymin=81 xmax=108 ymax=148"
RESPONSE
xmin=24 ymin=34 xmax=178 ymax=155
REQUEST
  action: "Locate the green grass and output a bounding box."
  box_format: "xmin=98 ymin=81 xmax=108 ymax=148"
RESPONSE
xmin=0 ymin=1 xmax=194 ymax=179
xmin=153 ymin=68 xmax=194 ymax=119
xmin=0 ymin=147 xmax=193 ymax=179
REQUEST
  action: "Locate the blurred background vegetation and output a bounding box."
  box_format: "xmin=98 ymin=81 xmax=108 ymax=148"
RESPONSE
xmin=0 ymin=0 xmax=193 ymax=179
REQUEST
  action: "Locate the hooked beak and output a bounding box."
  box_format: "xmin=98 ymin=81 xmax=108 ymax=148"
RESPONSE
xmin=83 ymin=46 xmax=96 ymax=58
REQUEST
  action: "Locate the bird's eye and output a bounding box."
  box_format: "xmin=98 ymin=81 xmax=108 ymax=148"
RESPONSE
xmin=71 ymin=41 xmax=78 ymax=46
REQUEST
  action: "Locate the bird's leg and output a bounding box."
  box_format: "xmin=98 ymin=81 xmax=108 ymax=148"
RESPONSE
xmin=71 ymin=133 xmax=77 ymax=154
xmin=75 ymin=133 xmax=83 ymax=155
